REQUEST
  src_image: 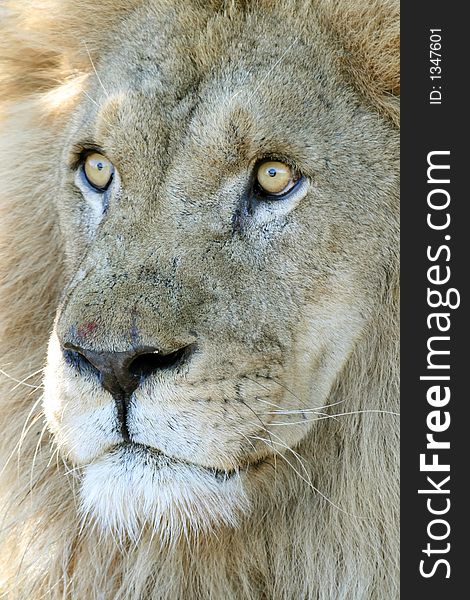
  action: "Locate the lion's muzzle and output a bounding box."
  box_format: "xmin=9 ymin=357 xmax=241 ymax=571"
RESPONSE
xmin=61 ymin=341 xmax=193 ymax=439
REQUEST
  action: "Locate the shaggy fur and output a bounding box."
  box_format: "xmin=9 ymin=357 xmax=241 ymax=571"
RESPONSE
xmin=0 ymin=1 xmax=399 ymax=598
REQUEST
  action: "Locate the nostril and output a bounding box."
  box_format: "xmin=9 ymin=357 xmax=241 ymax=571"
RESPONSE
xmin=128 ymin=345 xmax=192 ymax=381
xmin=63 ymin=348 xmax=101 ymax=379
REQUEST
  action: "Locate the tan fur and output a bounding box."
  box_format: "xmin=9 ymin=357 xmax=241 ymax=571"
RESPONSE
xmin=0 ymin=1 xmax=399 ymax=598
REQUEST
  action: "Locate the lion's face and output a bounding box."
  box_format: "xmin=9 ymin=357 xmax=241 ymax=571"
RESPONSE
xmin=42 ymin=3 xmax=398 ymax=538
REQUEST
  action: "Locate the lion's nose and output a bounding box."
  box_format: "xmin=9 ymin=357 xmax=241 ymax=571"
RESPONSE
xmin=62 ymin=344 xmax=191 ymax=397
xmin=61 ymin=343 xmax=191 ymax=439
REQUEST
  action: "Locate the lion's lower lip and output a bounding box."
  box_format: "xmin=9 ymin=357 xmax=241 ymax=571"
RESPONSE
xmin=117 ymin=441 xmax=240 ymax=481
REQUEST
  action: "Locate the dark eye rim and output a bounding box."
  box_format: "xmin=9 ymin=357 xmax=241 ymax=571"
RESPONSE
xmin=252 ymin=158 xmax=303 ymax=201
xmin=80 ymin=151 xmax=114 ymax=193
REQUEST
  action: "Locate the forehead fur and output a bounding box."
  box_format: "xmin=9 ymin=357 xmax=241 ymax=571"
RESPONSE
xmin=0 ymin=0 xmax=399 ymax=125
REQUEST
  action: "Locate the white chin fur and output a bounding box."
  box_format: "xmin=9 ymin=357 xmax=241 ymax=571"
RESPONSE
xmin=79 ymin=445 xmax=249 ymax=543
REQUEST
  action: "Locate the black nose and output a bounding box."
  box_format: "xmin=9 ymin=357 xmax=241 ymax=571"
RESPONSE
xmin=62 ymin=343 xmax=191 ymax=439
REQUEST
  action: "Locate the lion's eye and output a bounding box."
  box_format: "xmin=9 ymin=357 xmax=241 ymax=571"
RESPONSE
xmin=255 ymin=160 xmax=300 ymax=197
xmin=83 ymin=152 xmax=114 ymax=191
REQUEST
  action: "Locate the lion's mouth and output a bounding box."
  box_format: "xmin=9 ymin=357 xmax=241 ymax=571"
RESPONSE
xmin=113 ymin=441 xmax=253 ymax=481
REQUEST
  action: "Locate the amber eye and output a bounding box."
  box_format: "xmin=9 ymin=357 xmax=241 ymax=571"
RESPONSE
xmin=255 ymin=160 xmax=300 ymax=197
xmin=83 ymin=152 xmax=114 ymax=191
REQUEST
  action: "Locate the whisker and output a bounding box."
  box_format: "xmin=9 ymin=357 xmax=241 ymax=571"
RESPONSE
xmin=270 ymin=408 xmax=334 ymax=420
xmin=232 ymin=425 xmax=257 ymax=453
xmin=84 ymin=41 xmax=109 ymax=98
xmin=0 ymin=396 xmax=44 ymax=477
xmin=245 ymin=375 xmax=309 ymax=410
xmin=237 ymin=399 xmax=278 ymax=473
xmin=0 ymin=367 xmax=44 ymax=390
xmin=267 ymin=398 xmax=348 ymax=415
xmin=238 ymin=399 xmax=273 ymax=445
xmin=255 ymin=397 xmax=336 ymax=423
xmin=16 ymin=412 xmax=44 ymax=471
xmin=251 ymin=433 xmax=364 ymax=520
xmin=1 ymin=413 xmax=43 ymax=478
xmin=29 ymin=422 xmax=49 ymax=493
xmin=256 ymin=397 xmax=287 ymax=410
xmin=81 ymin=89 xmax=103 ymax=111
xmin=243 ymin=38 xmax=298 ymax=106
xmin=252 ymin=431 xmax=312 ymax=481
xmin=269 ymin=409 xmax=400 ymax=426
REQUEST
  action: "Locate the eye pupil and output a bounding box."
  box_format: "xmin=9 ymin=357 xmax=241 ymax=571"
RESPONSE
xmin=97 ymin=162 xmax=103 ymax=171
xmin=268 ymin=168 xmax=277 ymax=177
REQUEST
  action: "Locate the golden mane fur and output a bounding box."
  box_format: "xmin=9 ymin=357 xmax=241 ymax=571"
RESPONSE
xmin=0 ymin=1 xmax=399 ymax=598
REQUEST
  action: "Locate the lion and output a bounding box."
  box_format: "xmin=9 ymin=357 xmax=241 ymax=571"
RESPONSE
xmin=0 ymin=1 xmax=399 ymax=598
